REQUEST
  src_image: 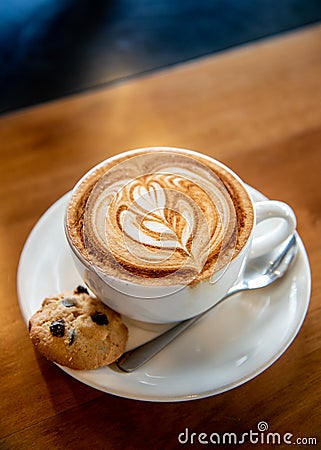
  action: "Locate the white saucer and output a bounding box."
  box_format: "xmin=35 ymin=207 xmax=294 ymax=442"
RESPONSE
xmin=17 ymin=187 xmax=311 ymax=402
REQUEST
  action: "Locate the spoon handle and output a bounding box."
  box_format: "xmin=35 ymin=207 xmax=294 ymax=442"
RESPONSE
xmin=116 ymin=315 xmax=200 ymax=372
xmin=116 ymin=288 xmax=243 ymax=373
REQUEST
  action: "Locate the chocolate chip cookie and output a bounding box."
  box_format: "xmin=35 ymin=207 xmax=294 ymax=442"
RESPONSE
xmin=28 ymin=286 xmax=128 ymax=370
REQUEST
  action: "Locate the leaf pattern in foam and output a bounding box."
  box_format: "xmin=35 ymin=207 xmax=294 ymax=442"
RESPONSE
xmin=120 ymin=178 xmax=194 ymax=256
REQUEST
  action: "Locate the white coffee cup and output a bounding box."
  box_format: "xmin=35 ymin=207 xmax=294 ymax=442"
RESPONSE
xmin=65 ymin=148 xmax=296 ymax=323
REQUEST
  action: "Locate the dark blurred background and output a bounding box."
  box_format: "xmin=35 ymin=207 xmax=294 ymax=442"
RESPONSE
xmin=1 ymin=0 xmax=321 ymax=114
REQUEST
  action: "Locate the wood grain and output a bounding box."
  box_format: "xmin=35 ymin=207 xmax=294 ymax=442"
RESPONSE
xmin=1 ymin=24 xmax=320 ymax=449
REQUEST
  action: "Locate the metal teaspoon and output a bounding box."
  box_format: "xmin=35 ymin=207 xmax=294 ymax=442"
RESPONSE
xmin=116 ymin=235 xmax=298 ymax=373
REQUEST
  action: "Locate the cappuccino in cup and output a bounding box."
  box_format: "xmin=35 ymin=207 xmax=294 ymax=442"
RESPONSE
xmin=65 ymin=147 xmax=296 ymax=323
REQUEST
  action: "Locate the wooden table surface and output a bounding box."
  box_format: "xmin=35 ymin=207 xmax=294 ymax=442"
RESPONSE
xmin=1 ymin=24 xmax=320 ymax=449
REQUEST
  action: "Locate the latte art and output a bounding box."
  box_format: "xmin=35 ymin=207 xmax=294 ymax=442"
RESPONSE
xmin=106 ymin=171 xmax=231 ymax=275
xmin=114 ymin=174 xmax=199 ymax=258
xmin=83 ymin=152 xmax=238 ymax=285
xmin=66 ymin=148 xmax=254 ymax=287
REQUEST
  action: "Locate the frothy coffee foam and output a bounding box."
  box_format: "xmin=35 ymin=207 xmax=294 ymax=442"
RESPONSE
xmin=66 ymin=149 xmax=254 ymax=286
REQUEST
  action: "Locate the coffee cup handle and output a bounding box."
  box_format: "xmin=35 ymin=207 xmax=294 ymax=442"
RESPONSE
xmin=250 ymin=201 xmax=297 ymax=259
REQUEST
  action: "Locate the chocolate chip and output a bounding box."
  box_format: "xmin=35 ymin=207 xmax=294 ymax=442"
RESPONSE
xmin=74 ymin=285 xmax=89 ymax=295
xmin=68 ymin=329 xmax=76 ymax=346
xmin=62 ymin=297 xmax=76 ymax=307
xmin=91 ymin=311 xmax=109 ymax=326
xmin=28 ymin=321 xmax=32 ymax=332
xmin=50 ymin=320 xmax=65 ymax=337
